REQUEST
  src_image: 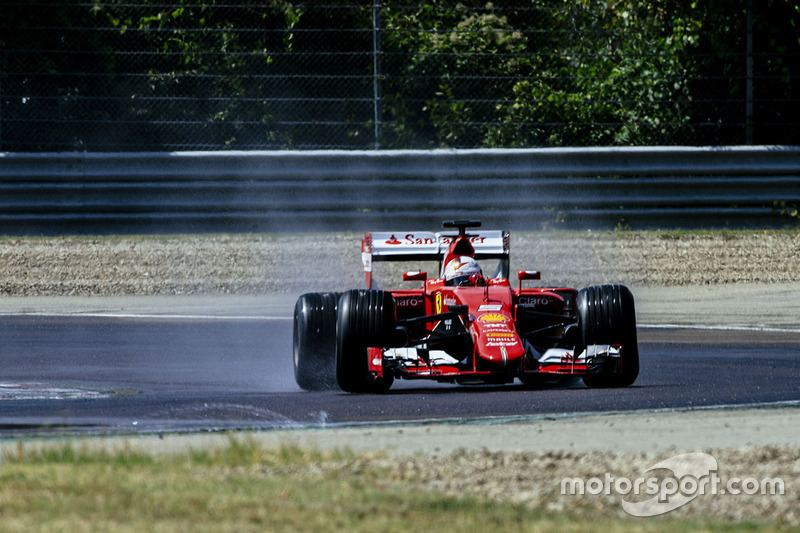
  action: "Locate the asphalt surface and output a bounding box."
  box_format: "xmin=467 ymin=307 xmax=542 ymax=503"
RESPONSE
xmin=1 ymin=288 xmax=799 ymax=438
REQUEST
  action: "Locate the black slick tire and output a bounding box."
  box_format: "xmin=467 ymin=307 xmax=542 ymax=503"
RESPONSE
xmin=335 ymin=289 xmax=396 ymax=393
xmin=577 ymin=284 xmax=639 ymax=387
xmin=293 ymin=292 xmax=340 ymax=391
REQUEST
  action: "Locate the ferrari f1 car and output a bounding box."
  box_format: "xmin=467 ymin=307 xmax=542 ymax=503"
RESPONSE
xmin=293 ymin=220 xmax=638 ymax=393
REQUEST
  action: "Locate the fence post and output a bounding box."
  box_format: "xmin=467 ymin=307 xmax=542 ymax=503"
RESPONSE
xmin=746 ymin=0 xmax=754 ymax=145
xmin=372 ymin=1 xmax=382 ymax=150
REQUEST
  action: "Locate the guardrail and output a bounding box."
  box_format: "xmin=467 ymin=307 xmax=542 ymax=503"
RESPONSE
xmin=0 ymin=146 xmax=798 ymax=234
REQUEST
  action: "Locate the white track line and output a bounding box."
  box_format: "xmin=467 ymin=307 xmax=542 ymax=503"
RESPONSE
xmin=0 ymin=311 xmax=291 ymax=321
xmin=307 ymin=399 xmax=800 ymax=430
xmin=2 ymin=313 xmax=799 ymax=331
xmin=639 ymin=323 xmax=800 ymax=334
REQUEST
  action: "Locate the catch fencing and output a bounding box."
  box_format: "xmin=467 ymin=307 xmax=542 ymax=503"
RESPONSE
xmin=0 ymin=146 xmax=798 ymax=235
xmin=2 ymin=2 xmax=800 ymax=151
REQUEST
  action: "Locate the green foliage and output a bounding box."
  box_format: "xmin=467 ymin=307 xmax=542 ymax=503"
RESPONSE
xmin=90 ymin=1 xmax=297 ymax=148
xmin=381 ymin=2 xmax=706 ymax=148
xmin=774 ymin=201 xmax=800 ymax=221
xmin=382 ymin=4 xmax=529 ymax=147
xmin=492 ymin=2 xmax=702 ymax=146
xmin=2 ymin=1 xmax=799 ymax=150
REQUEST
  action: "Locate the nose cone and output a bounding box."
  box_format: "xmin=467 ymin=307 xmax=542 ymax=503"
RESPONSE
xmin=471 ymin=314 xmax=524 ymax=366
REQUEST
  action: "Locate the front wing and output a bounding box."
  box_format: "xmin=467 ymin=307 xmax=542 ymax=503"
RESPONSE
xmin=370 ymin=345 xmax=621 ymax=384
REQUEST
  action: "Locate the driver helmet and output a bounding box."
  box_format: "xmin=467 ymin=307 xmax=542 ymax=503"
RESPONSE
xmin=444 ymin=256 xmax=482 ymax=286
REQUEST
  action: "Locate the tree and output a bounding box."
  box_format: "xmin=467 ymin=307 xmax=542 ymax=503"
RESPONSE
xmin=487 ymin=1 xmax=703 ymax=146
xmin=381 ymin=3 xmax=530 ymax=148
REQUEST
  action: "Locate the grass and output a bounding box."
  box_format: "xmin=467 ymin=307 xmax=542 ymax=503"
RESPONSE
xmin=0 ymin=438 xmax=793 ymax=533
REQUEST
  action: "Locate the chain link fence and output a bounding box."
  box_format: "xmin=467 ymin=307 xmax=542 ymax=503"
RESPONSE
xmin=2 ymin=1 xmax=799 ymax=151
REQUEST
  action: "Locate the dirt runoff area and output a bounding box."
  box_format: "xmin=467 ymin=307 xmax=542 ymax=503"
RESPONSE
xmin=2 ymin=229 xmax=800 ymax=526
xmin=2 ymin=230 xmax=800 ymax=296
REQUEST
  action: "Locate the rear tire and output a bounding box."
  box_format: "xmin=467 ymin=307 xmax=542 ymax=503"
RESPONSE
xmin=293 ymin=292 xmax=340 ymax=391
xmin=336 ymin=290 xmax=396 ymax=393
xmin=577 ymin=285 xmax=639 ymax=387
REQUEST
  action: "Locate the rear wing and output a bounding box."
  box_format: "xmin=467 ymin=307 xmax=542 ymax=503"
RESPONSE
xmin=361 ymin=230 xmax=509 ymax=288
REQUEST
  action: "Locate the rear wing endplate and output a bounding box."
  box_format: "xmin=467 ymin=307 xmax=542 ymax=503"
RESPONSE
xmin=361 ymin=230 xmax=509 ymax=288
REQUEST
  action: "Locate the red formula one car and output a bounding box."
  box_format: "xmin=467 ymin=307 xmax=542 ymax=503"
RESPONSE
xmin=293 ymin=220 xmax=638 ymax=393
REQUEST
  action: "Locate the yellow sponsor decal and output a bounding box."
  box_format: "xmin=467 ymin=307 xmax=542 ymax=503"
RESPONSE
xmin=435 ymin=292 xmax=442 ymax=315
xmin=487 ymin=332 xmax=515 ymax=338
xmin=478 ymin=313 xmax=508 ymax=323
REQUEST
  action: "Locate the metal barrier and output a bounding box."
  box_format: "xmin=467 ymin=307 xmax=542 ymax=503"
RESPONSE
xmin=0 ymin=147 xmax=798 ymax=234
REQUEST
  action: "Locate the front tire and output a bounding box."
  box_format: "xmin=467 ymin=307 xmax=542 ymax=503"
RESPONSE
xmin=336 ymin=290 xmax=396 ymax=393
xmin=293 ymin=292 xmax=340 ymax=391
xmin=577 ymin=285 xmax=639 ymax=387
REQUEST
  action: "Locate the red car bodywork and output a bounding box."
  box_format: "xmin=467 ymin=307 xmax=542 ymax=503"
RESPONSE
xmin=293 ymin=220 xmax=638 ymax=393
xmin=362 ymin=221 xmax=589 ymax=385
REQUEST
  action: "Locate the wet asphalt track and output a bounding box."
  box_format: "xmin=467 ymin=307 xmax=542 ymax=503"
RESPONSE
xmin=1 ymin=315 xmax=799 ymax=438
